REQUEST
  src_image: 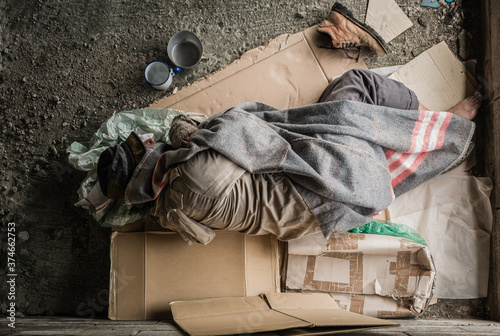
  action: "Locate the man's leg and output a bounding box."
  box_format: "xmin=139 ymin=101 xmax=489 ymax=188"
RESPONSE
xmin=319 ymin=68 xmax=482 ymax=120
xmin=318 ymin=69 xmax=420 ymax=110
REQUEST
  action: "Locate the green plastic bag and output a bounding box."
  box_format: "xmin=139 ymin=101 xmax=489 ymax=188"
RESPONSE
xmin=348 ymin=220 xmax=427 ymax=246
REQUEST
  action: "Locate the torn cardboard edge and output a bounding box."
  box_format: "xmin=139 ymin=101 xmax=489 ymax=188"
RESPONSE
xmin=170 ymin=292 xmax=399 ymax=336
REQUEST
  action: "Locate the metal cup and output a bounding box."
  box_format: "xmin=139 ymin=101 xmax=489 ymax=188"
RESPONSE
xmin=167 ymin=30 xmax=203 ymax=68
xmin=144 ymin=60 xmax=181 ymax=90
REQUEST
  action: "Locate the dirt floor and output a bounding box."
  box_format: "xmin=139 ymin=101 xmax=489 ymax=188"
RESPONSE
xmin=0 ymin=0 xmax=487 ymax=320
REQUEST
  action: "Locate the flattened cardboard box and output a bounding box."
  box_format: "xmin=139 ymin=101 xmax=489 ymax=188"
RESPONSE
xmin=149 ymin=25 xmax=367 ymax=114
xmin=109 ymin=231 xmax=280 ymax=320
xmin=171 ymin=292 xmax=398 ymax=336
xmin=286 ymin=232 xmax=436 ymax=318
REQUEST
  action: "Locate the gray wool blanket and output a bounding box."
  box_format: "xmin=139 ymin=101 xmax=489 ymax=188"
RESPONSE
xmin=153 ymin=100 xmax=475 ymax=238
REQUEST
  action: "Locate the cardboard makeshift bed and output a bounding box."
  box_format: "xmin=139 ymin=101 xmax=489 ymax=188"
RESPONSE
xmin=103 ymin=1 xmax=493 ymax=334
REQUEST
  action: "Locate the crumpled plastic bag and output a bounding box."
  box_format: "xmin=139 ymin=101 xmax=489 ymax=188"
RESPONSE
xmin=67 ymin=108 xmax=184 ymax=227
xmin=348 ymin=220 xmax=427 ymax=246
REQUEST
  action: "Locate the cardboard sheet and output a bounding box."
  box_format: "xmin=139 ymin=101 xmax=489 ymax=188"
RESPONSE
xmin=109 ymin=231 xmax=280 ymax=320
xmin=148 ymin=26 xmax=367 ymax=115
xmin=388 ymin=158 xmax=493 ymax=298
xmin=389 ymin=41 xmax=476 ymax=111
xmin=171 ymin=293 xmax=398 ymax=336
xmin=331 ymin=293 xmax=421 ymax=319
xmin=286 ymin=233 xmax=435 ymax=318
xmin=171 ymin=296 xmax=306 ymax=335
xmin=365 ymin=0 xmax=413 ymax=42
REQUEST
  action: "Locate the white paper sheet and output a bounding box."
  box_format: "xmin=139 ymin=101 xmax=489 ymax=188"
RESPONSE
xmin=388 ymin=157 xmax=493 ymax=298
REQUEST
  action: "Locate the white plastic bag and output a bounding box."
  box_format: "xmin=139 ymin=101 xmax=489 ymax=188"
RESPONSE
xmin=66 ymin=108 xmax=184 ymax=226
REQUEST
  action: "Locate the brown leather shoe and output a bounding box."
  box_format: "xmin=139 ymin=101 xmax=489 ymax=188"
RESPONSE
xmin=317 ymin=2 xmax=390 ymax=56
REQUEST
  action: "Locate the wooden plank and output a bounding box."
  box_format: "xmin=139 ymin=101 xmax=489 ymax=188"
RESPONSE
xmin=5 ymin=317 xmax=500 ymax=336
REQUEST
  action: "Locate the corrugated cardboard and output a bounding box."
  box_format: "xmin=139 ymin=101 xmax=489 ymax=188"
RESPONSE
xmin=148 ymin=25 xmax=367 ymax=115
xmin=365 ymin=0 xmax=413 ymax=43
xmin=388 ymin=41 xmax=476 ymax=111
xmin=109 ymin=231 xmax=280 ymax=320
xmin=331 ymin=293 xmax=422 ymax=319
xmin=285 ymin=233 xmax=435 ymax=318
xmin=170 ymin=293 xmax=398 ymax=336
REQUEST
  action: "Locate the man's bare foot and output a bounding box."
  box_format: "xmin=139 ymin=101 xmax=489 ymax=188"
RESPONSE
xmin=447 ymin=92 xmax=482 ymax=120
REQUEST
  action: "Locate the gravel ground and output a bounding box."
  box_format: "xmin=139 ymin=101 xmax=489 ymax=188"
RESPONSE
xmin=0 ymin=0 xmax=487 ymax=319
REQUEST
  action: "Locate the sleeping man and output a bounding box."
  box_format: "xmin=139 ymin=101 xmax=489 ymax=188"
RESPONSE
xmin=85 ymin=67 xmax=480 ymax=245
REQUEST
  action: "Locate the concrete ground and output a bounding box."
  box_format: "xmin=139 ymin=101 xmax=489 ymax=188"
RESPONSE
xmin=0 ymin=0 xmax=496 ymax=332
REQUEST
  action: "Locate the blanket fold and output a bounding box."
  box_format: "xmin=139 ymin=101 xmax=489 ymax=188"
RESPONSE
xmin=152 ymin=100 xmax=475 ymax=238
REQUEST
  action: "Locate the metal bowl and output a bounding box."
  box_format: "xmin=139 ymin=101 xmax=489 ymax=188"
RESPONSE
xmin=167 ymin=30 xmax=203 ymax=68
